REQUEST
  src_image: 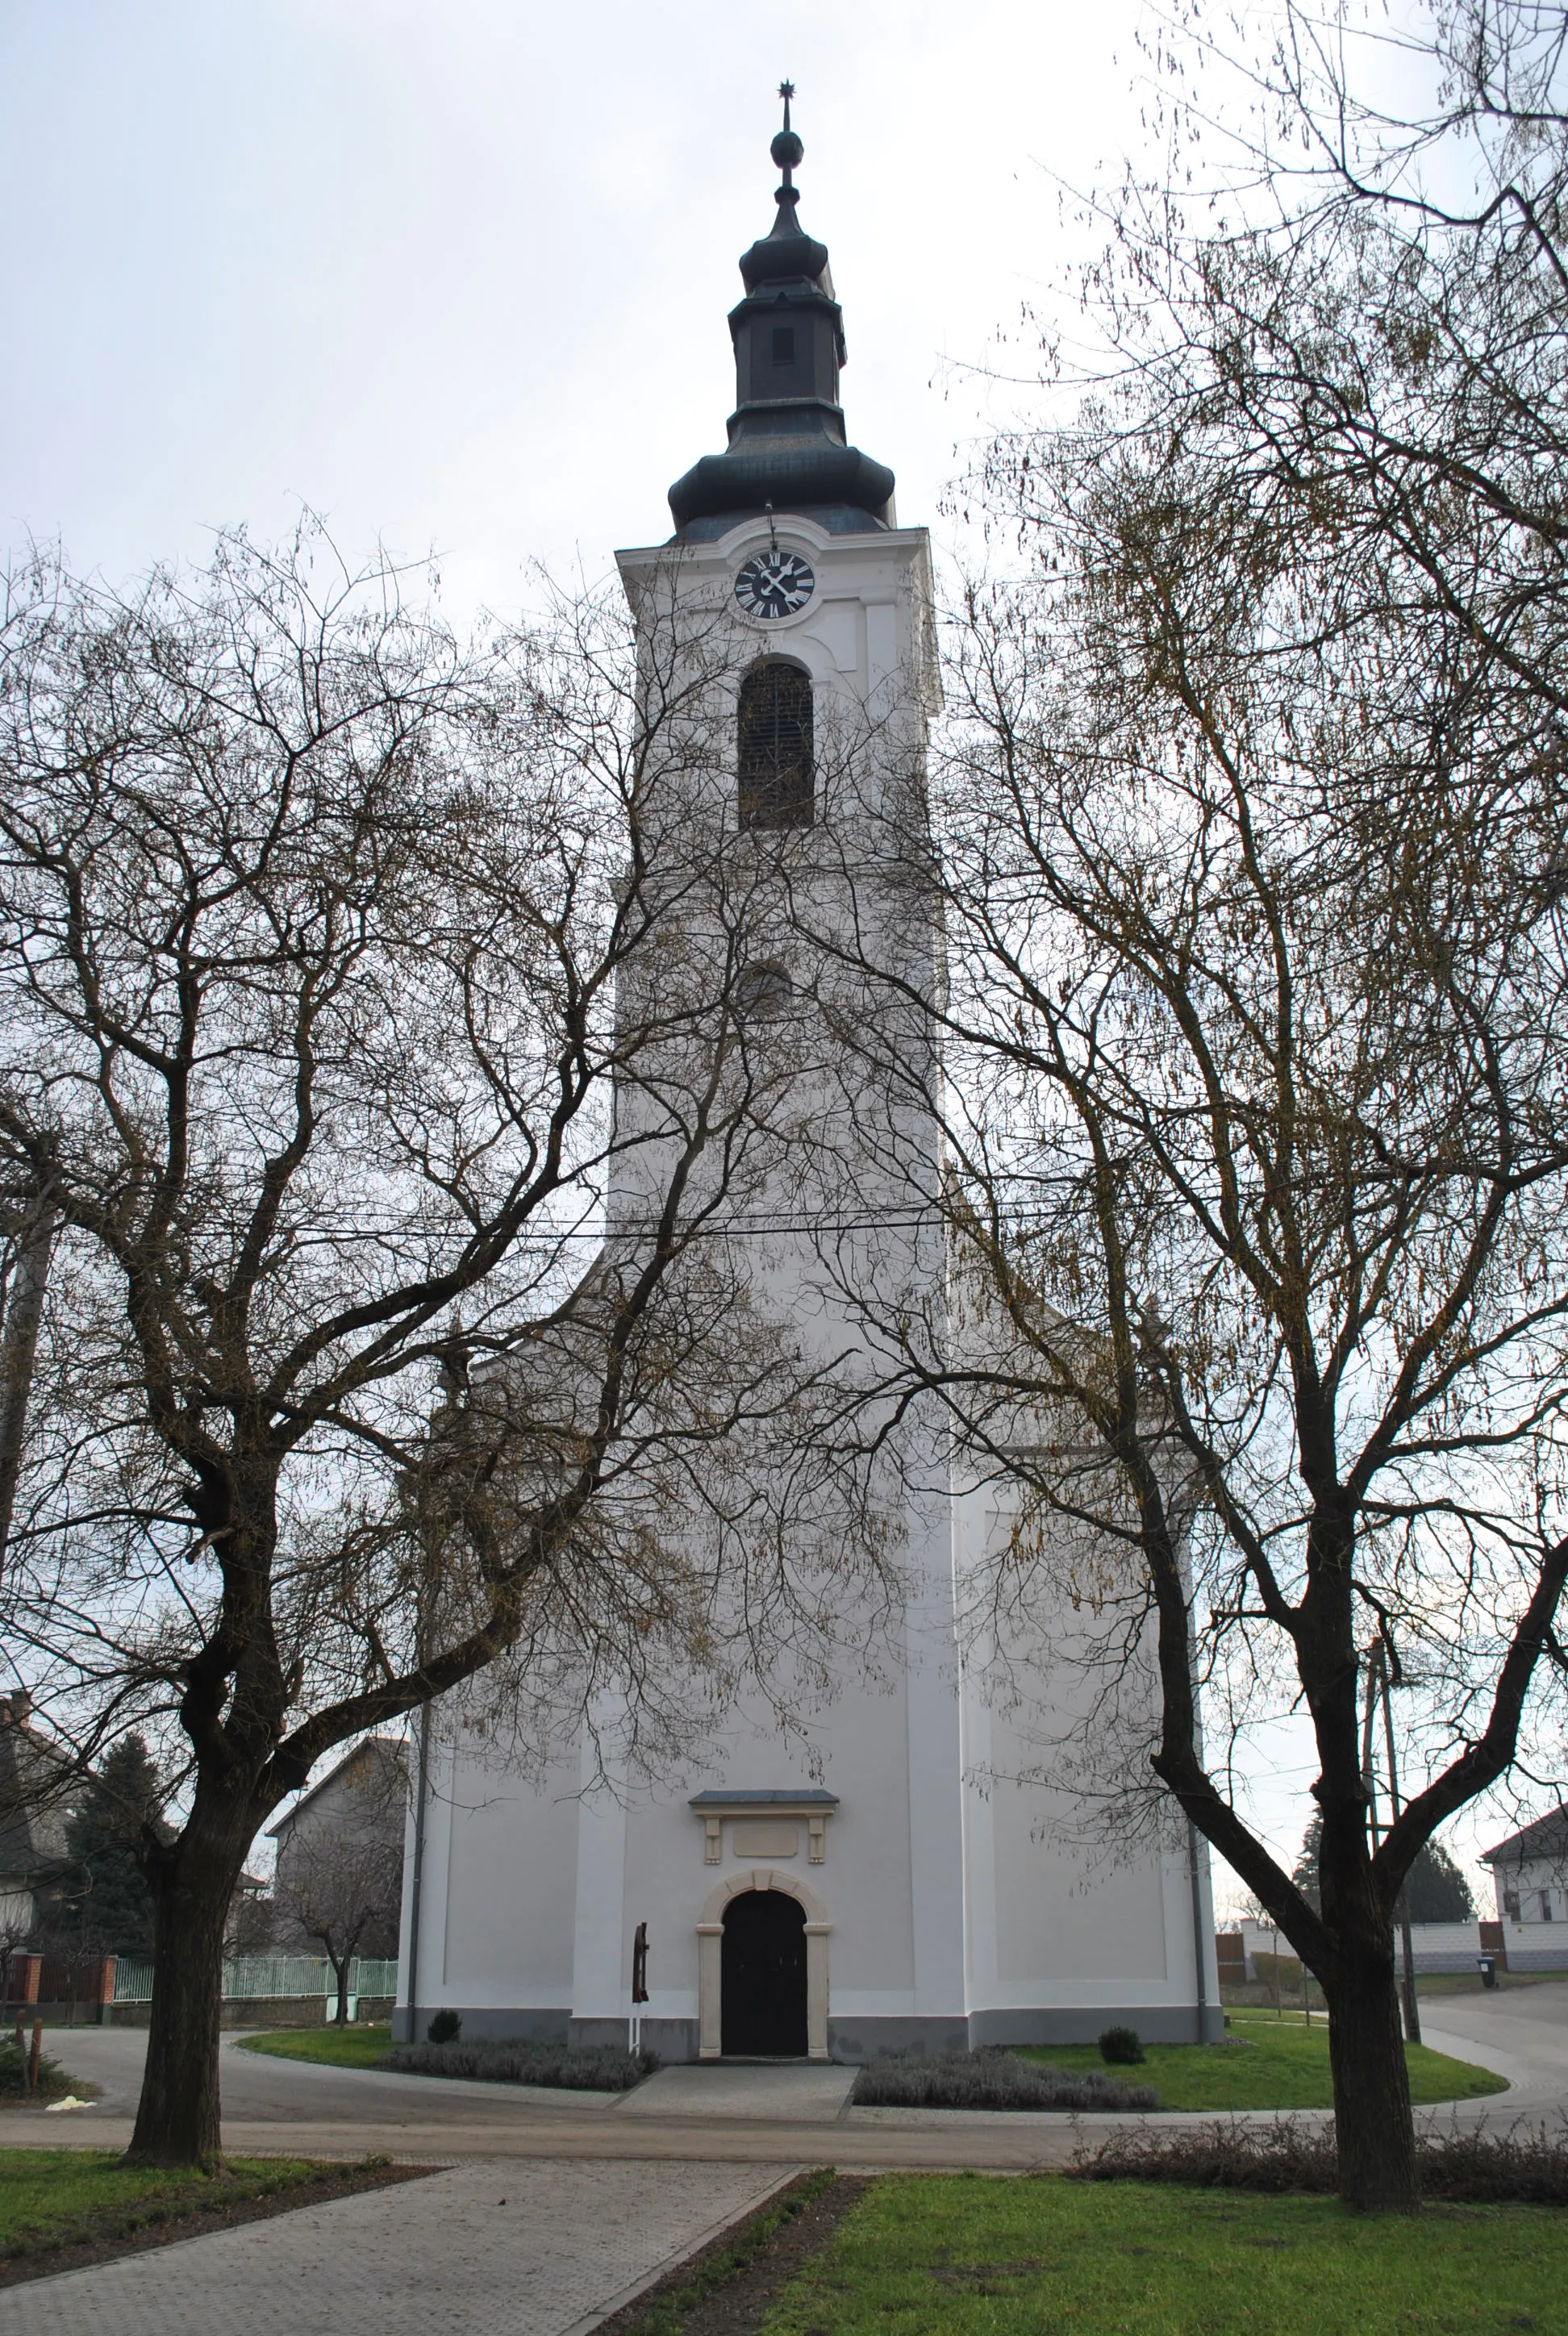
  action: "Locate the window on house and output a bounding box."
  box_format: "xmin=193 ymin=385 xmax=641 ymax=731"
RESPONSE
xmin=771 ymin=326 xmax=796 ymax=365
xmin=737 ymin=661 xmax=813 ymax=830
xmin=1504 ymin=1890 xmax=1520 ymax=1919
xmin=1543 ymin=1890 xmax=1554 ymax=1921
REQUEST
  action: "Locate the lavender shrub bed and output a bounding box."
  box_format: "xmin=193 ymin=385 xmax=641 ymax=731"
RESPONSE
xmin=1072 ymin=2116 xmax=1568 ymax=2202
xmin=853 ymin=2048 xmax=1160 ymax=2112
xmin=384 ymin=2039 xmax=657 ymax=2091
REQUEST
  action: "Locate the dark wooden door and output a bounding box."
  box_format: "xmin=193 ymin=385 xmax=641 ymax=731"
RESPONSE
xmin=720 ymin=1889 xmax=807 ymax=2057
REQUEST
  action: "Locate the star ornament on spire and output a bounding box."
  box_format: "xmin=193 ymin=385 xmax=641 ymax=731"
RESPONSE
xmin=771 ymin=80 xmax=803 ymax=190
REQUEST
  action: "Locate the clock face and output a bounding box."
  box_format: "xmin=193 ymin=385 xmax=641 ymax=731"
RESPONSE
xmin=734 ymin=549 xmax=815 ymax=621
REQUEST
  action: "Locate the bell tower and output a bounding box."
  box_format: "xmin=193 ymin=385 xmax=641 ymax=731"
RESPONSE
xmin=607 ymin=91 xmax=966 ymax=2063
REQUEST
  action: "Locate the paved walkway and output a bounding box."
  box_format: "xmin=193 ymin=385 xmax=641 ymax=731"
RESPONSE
xmin=0 ymin=2157 xmax=794 ymax=2336
xmin=619 ymin=2063 xmax=857 ymax=2121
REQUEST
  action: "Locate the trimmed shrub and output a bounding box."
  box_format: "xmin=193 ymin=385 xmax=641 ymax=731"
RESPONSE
xmin=1070 ymin=2115 xmax=1568 ymax=2203
xmin=853 ymin=2047 xmax=1159 ymax=2113
xmin=387 ymin=2038 xmax=657 ymax=2092
xmin=1098 ymin=2025 xmax=1145 ymax=2066
xmin=1420 ymin=2120 xmax=1568 ymax=2204
xmin=0 ymin=2039 xmax=67 ymax=2097
xmin=426 ymin=2009 xmax=461 ymax=2044
xmin=1073 ymin=2117 xmax=1336 ymax=2191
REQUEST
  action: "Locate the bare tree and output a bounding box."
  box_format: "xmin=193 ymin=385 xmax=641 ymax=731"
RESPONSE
xmin=814 ymin=3 xmax=1568 ymax=2211
xmin=0 ymin=526 xmax=831 ymax=2163
xmin=0 ymin=1179 xmax=56 ymax=1572
xmin=276 ymin=1830 xmax=402 ymax=2025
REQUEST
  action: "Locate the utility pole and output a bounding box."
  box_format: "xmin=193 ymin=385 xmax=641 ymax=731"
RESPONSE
xmin=1361 ymin=1648 xmax=1381 ymax=1858
xmin=1380 ymin=1650 xmax=1423 ymax=2045
xmin=1363 ymin=1642 xmax=1422 ymax=2044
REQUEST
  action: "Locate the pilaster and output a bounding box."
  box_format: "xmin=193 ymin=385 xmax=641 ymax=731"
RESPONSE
xmin=569 ymin=1715 xmax=628 ymax=2027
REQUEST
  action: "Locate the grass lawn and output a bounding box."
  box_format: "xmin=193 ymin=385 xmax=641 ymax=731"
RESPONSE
xmin=237 ymin=2016 xmax=1506 ymax=2112
xmin=236 ymin=2025 xmax=390 ymax=2069
xmin=0 ymin=2148 xmax=349 ymax=2258
xmin=764 ymin=2173 xmax=1568 ymax=2336
xmin=1019 ymin=2013 xmax=1506 ymax=2110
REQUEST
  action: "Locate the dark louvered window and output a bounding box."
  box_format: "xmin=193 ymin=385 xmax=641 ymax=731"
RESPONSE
xmin=737 ymin=661 xmax=813 ymax=830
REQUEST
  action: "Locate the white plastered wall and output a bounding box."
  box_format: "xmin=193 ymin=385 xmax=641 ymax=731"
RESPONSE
xmin=398 ymin=507 xmax=1201 ymax=2050
xmin=955 ymin=1472 xmax=1219 ymax=2029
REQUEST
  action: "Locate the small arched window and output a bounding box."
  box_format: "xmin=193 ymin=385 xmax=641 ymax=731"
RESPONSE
xmin=736 ymin=961 xmax=795 ymax=1020
xmin=737 ymin=661 xmax=813 ymax=831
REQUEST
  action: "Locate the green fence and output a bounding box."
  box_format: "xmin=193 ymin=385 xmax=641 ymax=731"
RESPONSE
xmin=112 ymin=1954 xmax=398 ymax=2004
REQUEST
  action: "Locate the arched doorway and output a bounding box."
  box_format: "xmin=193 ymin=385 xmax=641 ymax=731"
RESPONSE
xmin=720 ymin=1888 xmax=807 ymax=2057
xmin=696 ymin=1866 xmax=830 ymax=2061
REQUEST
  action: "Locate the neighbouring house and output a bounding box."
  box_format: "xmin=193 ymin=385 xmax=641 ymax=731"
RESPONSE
xmin=1483 ymin=1808 xmax=1568 ymax=1933
xmin=224 ymin=1869 xmax=276 ymax=1955
xmin=269 ymin=1736 xmax=407 ymax=1959
xmin=0 ymin=1693 xmax=71 ymax=1941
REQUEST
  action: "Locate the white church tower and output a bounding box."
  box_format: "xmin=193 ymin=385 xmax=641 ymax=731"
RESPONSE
xmin=395 ymin=94 xmax=1220 ymax=2060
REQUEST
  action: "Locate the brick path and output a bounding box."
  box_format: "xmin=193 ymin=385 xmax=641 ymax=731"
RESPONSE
xmin=619 ymin=2063 xmax=856 ymax=2119
xmin=0 ymin=2157 xmax=794 ymax=2336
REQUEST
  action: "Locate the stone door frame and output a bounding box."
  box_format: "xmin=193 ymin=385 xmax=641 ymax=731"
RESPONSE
xmin=697 ymin=1867 xmax=830 ymax=2060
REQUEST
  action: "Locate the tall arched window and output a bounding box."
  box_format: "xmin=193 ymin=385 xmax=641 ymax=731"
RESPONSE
xmin=737 ymin=661 xmax=813 ymax=830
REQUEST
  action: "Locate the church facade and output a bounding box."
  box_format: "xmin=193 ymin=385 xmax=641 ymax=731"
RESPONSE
xmin=394 ymin=98 xmax=1220 ymax=2061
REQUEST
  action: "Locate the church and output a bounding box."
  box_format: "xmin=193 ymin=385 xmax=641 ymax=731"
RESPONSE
xmin=394 ymin=96 xmax=1220 ymax=2063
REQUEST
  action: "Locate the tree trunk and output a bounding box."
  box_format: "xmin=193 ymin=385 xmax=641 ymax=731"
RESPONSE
xmin=1326 ymin=1953 xmax=1419 ymax=2211
xmin=332 ymin=1956 xmax=350 ymax=2025
xmin=125 ymin=1792 xmax=253 ymax=2167
xmin=0 ymin=1194 xmax=56 ymax=1569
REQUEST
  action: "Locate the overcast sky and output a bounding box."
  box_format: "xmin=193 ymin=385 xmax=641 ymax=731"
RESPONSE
xmin=2 ymin=1 xmax=1532 ymax=1908
xmin=2 ymin=0 xmax=1155 ymax=610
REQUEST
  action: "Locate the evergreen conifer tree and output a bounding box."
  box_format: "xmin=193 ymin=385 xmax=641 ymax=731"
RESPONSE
xmin=1292 ymin=1817 xmax=1474 ymax=1925
xmin=59 ymin=1737 xmax=168 ymax=1955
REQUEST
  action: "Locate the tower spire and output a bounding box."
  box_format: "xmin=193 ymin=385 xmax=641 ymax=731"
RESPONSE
xmin=666 ymin=86 xmax=895 ymax=540
xmin=774 ymin=80 xmax=800 ymax=200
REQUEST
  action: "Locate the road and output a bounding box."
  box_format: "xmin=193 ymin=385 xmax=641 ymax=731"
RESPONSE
xmin=2 ymin=1989 xmax=1562 ymax=2171
xmin=1416 ymin=1978 xmax=1568 ymax=2118
xmin=0 ymin=2028 xmax=1091 ymax=2169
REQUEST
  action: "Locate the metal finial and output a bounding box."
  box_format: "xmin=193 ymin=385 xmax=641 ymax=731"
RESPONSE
xmin=771 ymin=81 xmax=803 ymax=189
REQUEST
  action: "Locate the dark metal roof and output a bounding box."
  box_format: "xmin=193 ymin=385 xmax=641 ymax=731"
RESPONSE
xmin=667 ymin=90 xmax=895 ymax=538
xmin=1482 ymin=1805 xmax=1568 ymax=1865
